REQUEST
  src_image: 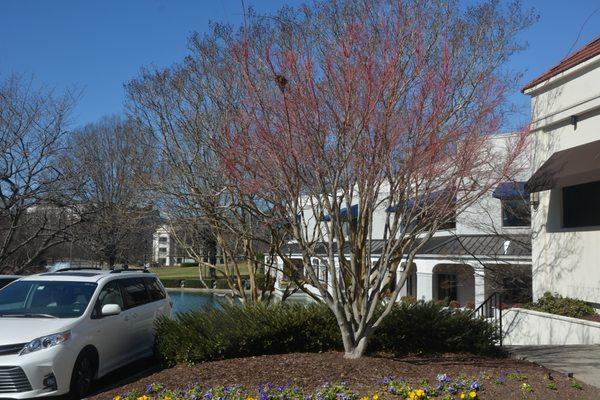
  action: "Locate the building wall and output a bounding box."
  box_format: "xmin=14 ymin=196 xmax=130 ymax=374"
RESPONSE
xmin=152 ymin=225 xmax=195 ymax=267
xmin=297 ymin=133 xmax=531 ymax=243
xmin=528 ymin=55 xmax=600 ymax=304
xmin=152 ymin=226 xmax=171 ymax=266
xmin=504 ymin=308 xmax=600 ymax=346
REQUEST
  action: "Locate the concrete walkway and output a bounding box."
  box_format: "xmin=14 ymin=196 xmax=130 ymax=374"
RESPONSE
xmin=505 ymin=345 xmax=600 ymax=388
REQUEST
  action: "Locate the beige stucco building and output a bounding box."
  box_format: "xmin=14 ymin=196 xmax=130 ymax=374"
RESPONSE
xmin=524 ymin=36 xmax=600 ymax=305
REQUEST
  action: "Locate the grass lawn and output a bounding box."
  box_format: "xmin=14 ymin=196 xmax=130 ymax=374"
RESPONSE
xmin=150 ymin=264 xmax=250 ymax=280
xmin=91 ymin=352 xmax=599 ymax=400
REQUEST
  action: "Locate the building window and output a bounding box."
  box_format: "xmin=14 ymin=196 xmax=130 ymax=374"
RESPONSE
xmin=414 ymin=206 xmax=456 ymax=231
xmin=159 ymin=237 xmax=168 ymax=243
xmin=159 ymin=247 xmax=167 ymax=253
xmin=439 ymin=212 xmax=456 ymax=230
xmin=406 ymin=268 xmax=416 ymax=297
xmin=563 ymin=180 xmax=600 ymax=228
xmin=311 ymin=258 xmax=328 ymax=283
xmin=501 ymin=199 xmax=531 ymax=227
xmin=342 ymin=218 xmax=358 ymax=237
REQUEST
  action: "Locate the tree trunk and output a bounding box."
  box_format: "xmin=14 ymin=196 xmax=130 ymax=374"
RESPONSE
xmin=108 ymin=256 xmax=116 ymax=268
xmin=343 ymin=335 xmax=369 ymax=359
xmin=335 ymin=311 xmax=370 ymax=359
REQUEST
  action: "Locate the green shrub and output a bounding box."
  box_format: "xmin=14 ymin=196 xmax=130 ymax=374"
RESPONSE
xmin=522 ymin=292 xmax=596 ymax=319
xmin=215 ymin=278 xmax=231 ymax=289
xmin=179 ymin=262 xmax=199 ymax=268
xmin=369 ymin=301 xmax=499 ymax=356
xmin=156 ymin=300 xmax=499 ymax=365
xmin=155 ymin=302 xmax=341 ymax=365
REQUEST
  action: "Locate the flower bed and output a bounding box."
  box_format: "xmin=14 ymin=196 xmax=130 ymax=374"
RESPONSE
xmin=110 ymin=374 xmax=587 ymax=400
xmin=91 ymin=352 xmax=600 ymax=400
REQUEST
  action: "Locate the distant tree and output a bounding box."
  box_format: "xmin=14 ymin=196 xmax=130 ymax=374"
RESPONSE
xmin=0 ymin=75 xmax=77 ymax=274
xmin=126 ymin=32 xmax=279 ymax=303
xmin=216 ymin=0 xmax=534 ymax=357
xmin=63 ymin=116 xmax=159 ymax=267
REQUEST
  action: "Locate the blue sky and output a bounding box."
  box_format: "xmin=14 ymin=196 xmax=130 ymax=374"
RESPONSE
xmin=1 ymin=0 xmax=599 ymax=130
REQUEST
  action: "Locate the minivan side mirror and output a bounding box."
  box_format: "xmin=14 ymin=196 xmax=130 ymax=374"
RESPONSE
xmin=101 ymin=304 xmax=121 ymax=317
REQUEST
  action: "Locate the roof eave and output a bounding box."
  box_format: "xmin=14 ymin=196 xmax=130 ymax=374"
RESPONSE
xmin=522 ymin=52 xmax=600 ymax=95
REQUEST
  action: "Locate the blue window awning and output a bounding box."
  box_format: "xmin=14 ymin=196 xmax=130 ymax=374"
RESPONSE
xmin=340 ymin=204 xmax=359 ymax=218
xmin=492 ymin=182 xmax=529 ymax=200
xmin=322 ymin=204 xmax=358 ymax=221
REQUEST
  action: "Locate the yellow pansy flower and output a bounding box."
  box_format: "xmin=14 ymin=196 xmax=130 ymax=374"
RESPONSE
xmin=114 ymin=396 xmax=121 ymax=400
xmin=460 ymin=393 xmax=466 ymax=399
xmin=137 ymin=396 xmax=149 ymax=400
xmin=469 ymin=390 xmax=477 ymax=398
xmin=372 ymin=394 xmax=379 ymax=400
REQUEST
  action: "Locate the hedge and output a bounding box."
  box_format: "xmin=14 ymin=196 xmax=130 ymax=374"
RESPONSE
xmin=155 ymin=301 xmax=498 ymax=365
xmin=155 ymin=302 xmax=340 ymax=365
xmin=522 ymin=292 xmax=596 ymax=319
xmin=369 ymin=301 xmax=499 ymax=355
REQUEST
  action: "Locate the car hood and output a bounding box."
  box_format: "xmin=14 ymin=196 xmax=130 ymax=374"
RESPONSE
xmin=0 ymin=318 xmax=77 ymax=345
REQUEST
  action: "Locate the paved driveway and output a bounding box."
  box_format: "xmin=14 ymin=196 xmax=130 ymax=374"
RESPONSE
xmin=506 ymin=345 xmax=600 ymax=388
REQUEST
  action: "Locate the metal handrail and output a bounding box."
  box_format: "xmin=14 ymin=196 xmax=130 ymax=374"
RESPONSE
xmin=470 ymin=292 xmax=503 ymax=346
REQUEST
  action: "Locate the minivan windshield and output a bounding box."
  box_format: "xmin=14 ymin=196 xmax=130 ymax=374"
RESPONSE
xmin=0 ymin=281 xmax=97 ymax=318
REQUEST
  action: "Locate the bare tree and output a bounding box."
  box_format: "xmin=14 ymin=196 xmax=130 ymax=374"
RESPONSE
xmin=216 ymin=0 xmax=534 ymax=357
xmin=0 ymin=75 xmax=77 ymax=274
xmin=63 ymin=116 xmax=159 ymax=267
xmin=126 ymin=31 xmax=279 ymax=303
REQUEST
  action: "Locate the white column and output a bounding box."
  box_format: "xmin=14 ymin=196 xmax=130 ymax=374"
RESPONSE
xmin=397 ymin=266 xmax=407 ymax=299
xmin=415 ymin=259 xmax=437 ymax=302
xmin=416 ymin=271 xmax=433 ymax=302
xmin=275 ymin=257 xmax=285 ymax=291
xmin=414 ymin=259 xmax=437 ymax=301
xmin=474 ymin=266 xmax=486 ymax=308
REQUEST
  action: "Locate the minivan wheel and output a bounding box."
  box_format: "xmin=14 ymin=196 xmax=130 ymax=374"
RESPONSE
xmin=70 ymin=351 xmax=96 ymax=399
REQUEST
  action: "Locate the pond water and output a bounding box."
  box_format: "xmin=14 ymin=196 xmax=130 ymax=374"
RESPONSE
xmin=166 ymin=289 xmax=311 ymax=314
xmin=167 ymin=289 xmax=226 ymax=314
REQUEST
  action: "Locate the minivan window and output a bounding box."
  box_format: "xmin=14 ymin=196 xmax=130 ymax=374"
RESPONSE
xmin=120 ymin=278 xmax=150 ymax=308
xmin=0 ymin=281 xmax=97 ymax=318
xmin=93 ymin=281 xmax=125 ymax=318
xmin=145 ymin=278 xmax=166 ymax=301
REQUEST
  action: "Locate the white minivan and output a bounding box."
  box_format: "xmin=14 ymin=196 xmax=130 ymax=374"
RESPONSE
xmin=0 ymin=268 xmax=172 ymax=399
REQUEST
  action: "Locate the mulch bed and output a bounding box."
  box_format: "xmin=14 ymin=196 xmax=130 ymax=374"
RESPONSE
xmin=90 ymin=352 xmax=600 ymax=400
xmin=581 ymin=314 xmax=600 ymax=323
